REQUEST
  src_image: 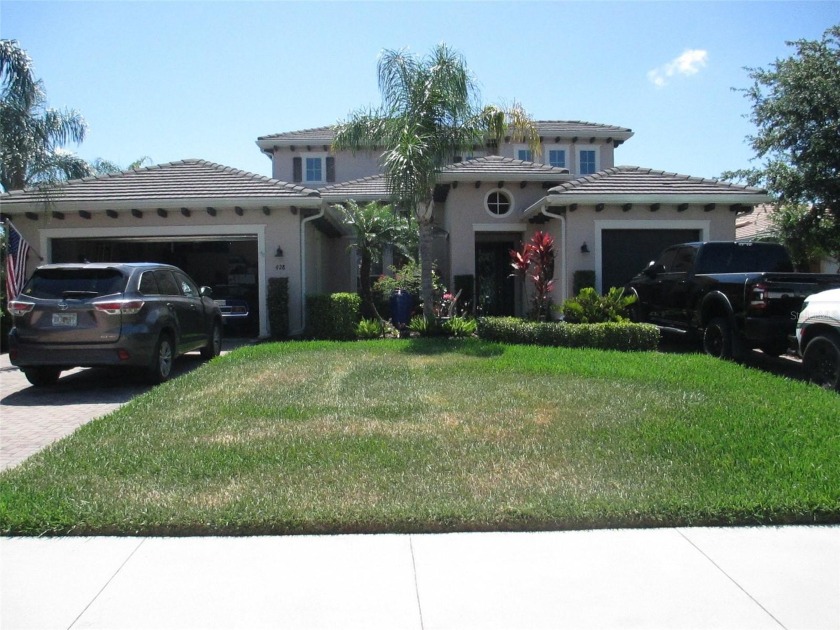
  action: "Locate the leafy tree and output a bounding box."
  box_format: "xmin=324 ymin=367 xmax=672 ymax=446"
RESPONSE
xmin=335 ymin=200 xmax=414 ymax=320
xmin=723 ymin=25 xmax=840 ymax=262
xmin=333 ymin=44 xmax=539 ymax=319
xmin=0 ymin=39 xmax=91 ymax=192
xmin=769 ymin=204 xmax=840 ymax=270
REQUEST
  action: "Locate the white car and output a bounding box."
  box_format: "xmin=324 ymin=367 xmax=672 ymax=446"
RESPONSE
xmin=796 ymin=288 xmax=840 ymax=391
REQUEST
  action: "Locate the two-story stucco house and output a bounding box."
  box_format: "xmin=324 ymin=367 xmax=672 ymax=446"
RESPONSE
xmin=0 ymin=119 xmax=771 ymax=337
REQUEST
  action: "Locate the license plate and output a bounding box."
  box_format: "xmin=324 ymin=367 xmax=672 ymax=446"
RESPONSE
xmin=52 ymin=313 xmax=78 ymax=326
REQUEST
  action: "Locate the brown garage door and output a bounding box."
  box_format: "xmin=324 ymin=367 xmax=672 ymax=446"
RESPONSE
xmin=601 ymin=229 xmax=701 ymax=292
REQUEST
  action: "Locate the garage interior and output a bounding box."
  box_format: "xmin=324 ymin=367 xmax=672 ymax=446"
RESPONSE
xmin=50 ymin=236 xmax=260 ymax=337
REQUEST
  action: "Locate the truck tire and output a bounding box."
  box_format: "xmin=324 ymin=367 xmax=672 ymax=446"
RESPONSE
xmin=147 ymin=333 xmax=174 ymax=384
xmin=23 ymin=367 xmax=62 ymax=387
xmin=802 ymin=334 xmax=840 ymax=392
xmin=703 ymin=317 xmax=740 ymax=360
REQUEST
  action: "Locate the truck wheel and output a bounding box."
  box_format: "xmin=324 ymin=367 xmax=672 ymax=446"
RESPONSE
xmin=200 ymin=321 xmax=222 ymax=360
xmin=147 ymin=333 xmax=174 ymax=384
xmin=803 ymin=334 xmax=840 ymax=392
xmin=703 ymin=317 xmax=740 ymax=360
xmin=23 ymin=367 xmax=62 ymax=387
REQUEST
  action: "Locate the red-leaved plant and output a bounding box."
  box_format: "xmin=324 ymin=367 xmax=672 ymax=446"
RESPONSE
xmin=510 ymin=230 xmax=555 ymax=321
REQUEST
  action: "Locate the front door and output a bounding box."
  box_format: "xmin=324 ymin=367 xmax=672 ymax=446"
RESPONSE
xmin=475 ymin=241 xmax=515 ymax=316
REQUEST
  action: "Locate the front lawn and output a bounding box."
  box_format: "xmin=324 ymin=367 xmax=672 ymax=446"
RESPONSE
xmin=1 ymin=339 xmax=837 ymax=535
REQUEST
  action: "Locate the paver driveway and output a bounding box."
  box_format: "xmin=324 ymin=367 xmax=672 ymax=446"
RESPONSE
xmin=0 ymin=343 xmax=242 ymax=471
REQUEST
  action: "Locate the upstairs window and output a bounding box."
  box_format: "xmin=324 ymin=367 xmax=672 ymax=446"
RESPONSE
xmin=305 ymin=157 xmax=322 ymax=182
xmin=516 ymin=148 xmax=533 ymax=162
xmin=579 ymin=149 xmax=598 ymax=175
xmin=293 ymin=155 xmax=335 ymax=184
xmin=548 ymin=149 xmax=567 ymax=168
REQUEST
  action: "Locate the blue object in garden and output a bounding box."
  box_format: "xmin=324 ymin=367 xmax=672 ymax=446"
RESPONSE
xmin=390 ymin=289 xmax=414 ymax=336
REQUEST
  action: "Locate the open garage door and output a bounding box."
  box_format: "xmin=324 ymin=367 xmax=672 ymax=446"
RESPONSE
xmin=51 ymin=235 xmax=260 ymax=337
xmin=601 ymin=228 xmax=701 ymax=292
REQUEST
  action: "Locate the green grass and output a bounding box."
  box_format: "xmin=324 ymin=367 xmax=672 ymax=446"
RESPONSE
xmin=1 ymin=338 xmax=838 ymax=535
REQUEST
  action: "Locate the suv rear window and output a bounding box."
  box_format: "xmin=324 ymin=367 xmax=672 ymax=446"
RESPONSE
xmin=21 ymin=268 xmax=127 ymax=299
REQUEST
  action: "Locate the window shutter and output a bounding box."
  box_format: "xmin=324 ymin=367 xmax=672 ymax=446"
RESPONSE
xmin=293 ymin=157 xmax=302 ymax=183
xmin=326 ymin=156 xmax=336 ymax=183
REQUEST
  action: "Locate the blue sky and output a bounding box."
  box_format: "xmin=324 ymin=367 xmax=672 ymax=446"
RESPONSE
xmin=2 ymin=1 xmax=838 ymax=182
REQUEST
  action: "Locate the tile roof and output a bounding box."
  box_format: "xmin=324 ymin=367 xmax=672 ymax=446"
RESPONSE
xmin=546 ymin=166 xmax=770 ymax=199
xmin=320 ymin=175 xmax=389 ymax=200
xmin=439 ymin=155 xmax=570 ymax=179
xmin=531 ymin=120 xmax=633 ymax=138
xmin=736 ymin=204 xmax=776 ymax=240
xmin=256 ymin=121 xmax=633 ymax=146
xmin=0 ymin=159 xmax=320 ymax=207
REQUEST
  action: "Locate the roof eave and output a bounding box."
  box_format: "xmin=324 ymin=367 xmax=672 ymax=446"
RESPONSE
xmin=0 ymin=195 xmax=324 ymax=213
xmin=522 ymin=193 xmax=771 ymax=218
xmin=544 ymin=193 xmax=772 ymax=205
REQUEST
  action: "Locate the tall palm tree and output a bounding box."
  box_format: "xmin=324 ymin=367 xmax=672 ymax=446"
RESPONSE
xmin=0 ymin=39 xmax=91 ymax=193
xmin=333 ymin=44 xmax=539 ymax=320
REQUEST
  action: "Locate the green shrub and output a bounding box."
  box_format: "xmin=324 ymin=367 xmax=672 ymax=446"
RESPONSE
xmin=453 ymin=275 xmax=475 ymax=315
xmin=356 ymin=318 xmax=394 ymax=339
xmin=306 ymin=293 xmax=361 ymax=340
xmin=409 ymin=315 xmax=444 ymax=337
xmin=443 ymin=316 xmax=477 ymax=338
xmin=477 ymin=316 xmax=659 ymax=351
xmin=559 ymin=287 xmax=637 ymax=324
xmin=374 ymin=260 xmax=445 ymax=319
xmin=267 ymin=277 xmax=289 ymax=339
xmin=573 ymin=270 xmax=596 ymax=296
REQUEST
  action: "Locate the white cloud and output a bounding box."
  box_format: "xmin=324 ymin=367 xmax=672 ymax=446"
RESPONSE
xmin=648 ymin=49 xmax=709 ymax=88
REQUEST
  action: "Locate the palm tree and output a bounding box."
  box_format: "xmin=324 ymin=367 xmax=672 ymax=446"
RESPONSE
xmin=90 ymin=156 xmax=153 ymax=175
xmin=333 ymin=44 xmax=539 ymax=320
xmin=0 ymin=39 xmax=91 ymax=192
xmin=335 ymin=200 xmax=414 ymax=320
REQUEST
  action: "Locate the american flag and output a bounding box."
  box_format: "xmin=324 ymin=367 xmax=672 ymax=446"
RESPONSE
xmin=5 ymin=221 xmax=31 ymax=301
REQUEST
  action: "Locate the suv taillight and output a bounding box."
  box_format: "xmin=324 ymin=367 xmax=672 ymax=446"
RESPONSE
xmin=8 ymin=301 xmax=35 ymax=317
xmin=94 ymin=300 xmax=145 ymax=315
xmin=749 ymin=282 xmax=769 ymax=310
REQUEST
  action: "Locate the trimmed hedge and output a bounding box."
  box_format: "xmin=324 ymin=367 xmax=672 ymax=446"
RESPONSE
xmin=477 ymin=316 xmax=660 ymax=352
xmin=267 ymin=277 xmax=289 ymax=340
xmin=306 ymin=292 xmax=361 ymax=340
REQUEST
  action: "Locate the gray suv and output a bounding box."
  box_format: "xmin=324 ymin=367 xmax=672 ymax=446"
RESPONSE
xmin=8 ymin=263 xmax=223 ymax=386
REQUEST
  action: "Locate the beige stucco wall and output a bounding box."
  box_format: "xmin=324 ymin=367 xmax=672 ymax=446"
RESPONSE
xmin=4 ymin=203 xmax=310 ymax=338
xmin=563 ymin=204 xmax=737 ymax=294
xmin=499 ymin=140 xmax=616 ymax=174
xmin=271 ymin=148 xmax=381 ymax=186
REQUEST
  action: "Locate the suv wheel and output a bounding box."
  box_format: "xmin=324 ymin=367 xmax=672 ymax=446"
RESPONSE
xmin=23 ymin=367 xmax=62 ymax=387
xmin=803 ymin=334 xmax=840 ymax=392
xmin=148 ymin=333 xmax=174 ymax=384
xmin=200 ymin=321 xmax=222 ymax=360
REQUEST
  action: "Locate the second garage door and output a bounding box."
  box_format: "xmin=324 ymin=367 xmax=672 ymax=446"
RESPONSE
xmin=601 ymin=228 xmax=701 ymax=292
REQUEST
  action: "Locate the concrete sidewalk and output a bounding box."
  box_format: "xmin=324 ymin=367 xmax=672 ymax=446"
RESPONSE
xmin=2 ymin=526 xmax=838 ymax=630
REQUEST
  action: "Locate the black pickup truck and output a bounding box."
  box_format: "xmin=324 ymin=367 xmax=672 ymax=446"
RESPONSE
xmin=626 ymin=241 xmax=840 ymax=359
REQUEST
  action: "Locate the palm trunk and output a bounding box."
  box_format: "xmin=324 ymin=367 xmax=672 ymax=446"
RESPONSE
xmin=359 ymin=250 xmax=376 ymax=320
xmin=418 ymin=219 xmax=435 ymax=321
